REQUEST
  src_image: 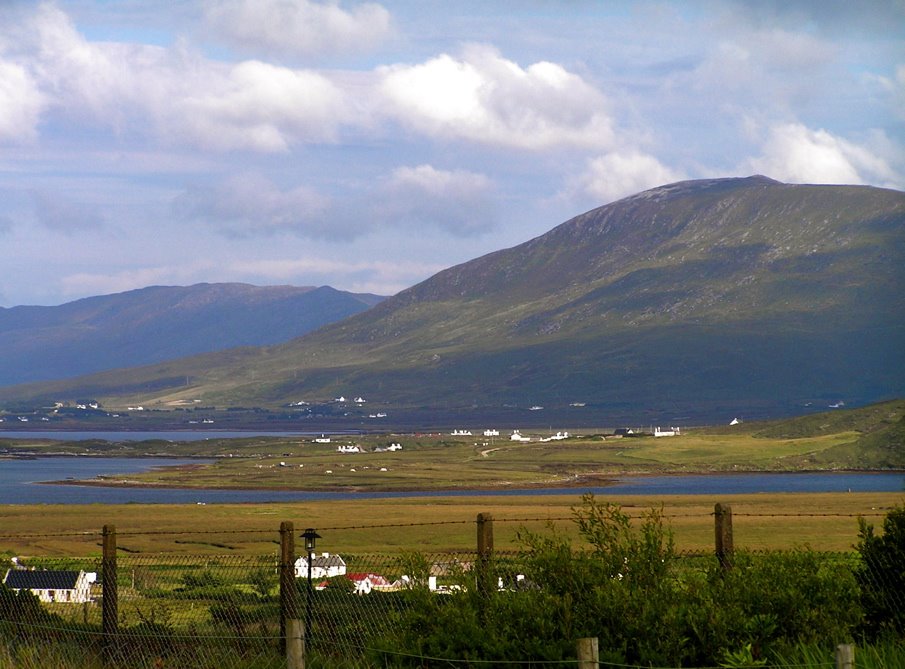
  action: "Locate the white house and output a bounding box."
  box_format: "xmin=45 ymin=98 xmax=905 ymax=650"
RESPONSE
xmin=653 ymin=427 xmax=680 ymax=437
xmin=540 ymin=431 xmax=570 ymax=442
xmin=337 ymin=445 xmax=363 ymax=453
xmin=314 ymin=434 xmax=332 ymax=443
xmin=510 ymin=430 xmax=531 ymax=442
xmin=375 ymin=443 xmax=402 ymax=452
xmin=483 ymin=429 xmax=500 ymax=437
xmin=451 ymin=429 xmax=472 ymax=436
xmin=3 ymin=569 xmax=95 ymax=604
xmin=294 ymin=553 xmax=346 ymax=579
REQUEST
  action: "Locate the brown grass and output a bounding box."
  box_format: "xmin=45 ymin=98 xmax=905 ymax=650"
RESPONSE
xmin=1 ymin=491 xmax=900 ymax=557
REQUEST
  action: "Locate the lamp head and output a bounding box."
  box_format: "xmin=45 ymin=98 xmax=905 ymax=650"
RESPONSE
xmin=302 ymin=528 xmax=321 ymax=552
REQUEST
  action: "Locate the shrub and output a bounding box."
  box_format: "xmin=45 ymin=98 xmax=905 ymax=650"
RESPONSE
xmin=857 ymin=504 xmax=905 ymax=638
xmin=372 ymin=495 xmax=866 ymax=667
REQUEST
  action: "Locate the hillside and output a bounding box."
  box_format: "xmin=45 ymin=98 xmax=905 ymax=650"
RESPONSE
xmin=2 ymin=176 xmax=903 ymax=420
xmin=0 ymin=283 xmax=383 ymax=387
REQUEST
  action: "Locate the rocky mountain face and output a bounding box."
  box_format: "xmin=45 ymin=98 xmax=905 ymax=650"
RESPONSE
xmin=3 ymin=177 xmax=903 ymax=419
xmin=0 ymin=283 xmax=383 ymax=386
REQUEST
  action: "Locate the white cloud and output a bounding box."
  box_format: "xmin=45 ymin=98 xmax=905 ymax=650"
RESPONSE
xmin=574 ymin=151 xmax=685 ymax=204
xmin=203 ymin=0 xmax=392 ymax=58
xmin=172 ymin=60 xmax=348 ymax=151
xmin=4 ymin=4 xmax=350 ymax=152
xmin=173 ymin=174 xmax=335 ymax=237
xmin=0 ymin=60 xmax=45 ymax=142
xmin=748 ymin=123 xmax=901 ymax=187
xmin=380 ymin=164 xmax=497 ymax=236
xmin=377 ymin=45 xmax=614 ymax=149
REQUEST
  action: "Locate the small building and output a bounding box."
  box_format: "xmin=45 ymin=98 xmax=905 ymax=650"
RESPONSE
xmin=294 ymin=553 xmax=347 ymax=579
xmin=613 ymin=428 xmax=635 ymax=437
xmin=653 ymin=427 xmax=680 ymax=437
xmin=483 ymin=429 xmax=499 ymax=437
xmin=346 ymin=572 xmax=391 ymax=595
xmin=3 ymin=569 xmax=95 ymax=604
xmin=337 ymin=445 xmax=363 ymax=453
xmin=510 ymin=430 xmax=530 ymax=442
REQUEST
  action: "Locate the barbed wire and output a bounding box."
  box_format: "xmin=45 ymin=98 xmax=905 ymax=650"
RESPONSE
xmin=0 ymin=509 xmax=886 ymax=540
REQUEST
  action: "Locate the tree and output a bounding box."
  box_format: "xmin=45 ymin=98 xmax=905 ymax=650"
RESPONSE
xmin=856 ymin=504 xmax=905 ymax=637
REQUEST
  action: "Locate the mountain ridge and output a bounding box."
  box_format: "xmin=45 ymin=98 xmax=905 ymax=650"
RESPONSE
xmin=0 ymin=283 xmax=384 ymax=387
xmin=2 ymin=176 xmax=903 ymax=420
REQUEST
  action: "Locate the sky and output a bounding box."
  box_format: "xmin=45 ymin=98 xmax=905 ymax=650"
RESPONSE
xmin=0 ymin=1 xmax=903 ymax=307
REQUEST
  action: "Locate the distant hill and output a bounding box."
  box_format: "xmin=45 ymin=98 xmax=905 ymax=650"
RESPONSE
xmin=3 ymin=176 xmax=903 ymax=420
xmin=748 ymin=399 xmax=905 ymax=469
xmin=0 ymin=283 xmax=383 ymax=387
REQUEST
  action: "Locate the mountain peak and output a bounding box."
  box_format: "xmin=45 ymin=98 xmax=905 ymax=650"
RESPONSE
xmin=618 ymin=175 xmax=781 ymax=206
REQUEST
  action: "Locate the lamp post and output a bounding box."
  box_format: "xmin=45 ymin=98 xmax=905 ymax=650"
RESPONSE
xmin=301 ymin=528 xmax=321 ymax=648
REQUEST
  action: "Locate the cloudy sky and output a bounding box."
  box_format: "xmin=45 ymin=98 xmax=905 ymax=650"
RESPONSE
xmin=1 ymin=1 xmax=903 ymax=306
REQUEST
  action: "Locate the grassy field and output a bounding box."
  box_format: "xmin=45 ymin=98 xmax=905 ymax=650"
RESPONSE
xmin=3 ymin=423 xmax=899 ymax=493
xmin=1 ymin=491 xmax=901 ymax=556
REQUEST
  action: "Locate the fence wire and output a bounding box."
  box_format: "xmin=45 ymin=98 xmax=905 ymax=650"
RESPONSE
xmin=0 ymin=528 xmax=905 ymax=669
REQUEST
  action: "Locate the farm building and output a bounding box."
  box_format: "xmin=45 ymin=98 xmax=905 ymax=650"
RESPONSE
xmin=346 ymin=572 xmax=391 ymax=595
xmin=3 ymin=569 xmax=95 ymax=603
xmin=294 ymin=552 xmax=347 ymax=579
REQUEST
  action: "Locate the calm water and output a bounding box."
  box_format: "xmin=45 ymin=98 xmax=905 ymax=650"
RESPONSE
xmin=0 ymin=457 xmax=902 ymax=504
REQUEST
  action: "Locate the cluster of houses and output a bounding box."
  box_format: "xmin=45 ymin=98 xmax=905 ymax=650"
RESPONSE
xmin=5 ymin=555 xmax=524 ymax=603
xmin=334 ymin=442 xmax=402 ymax=454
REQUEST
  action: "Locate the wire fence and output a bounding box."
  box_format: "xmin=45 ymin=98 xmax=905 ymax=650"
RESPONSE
xmin=1 ymin=508 xmax=904 ymax=668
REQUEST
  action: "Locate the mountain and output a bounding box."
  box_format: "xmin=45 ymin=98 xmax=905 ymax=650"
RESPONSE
xmin=3 ymin=176 xmax=903 ymax=420
xmin=0 ymin=283 xmax=383 ymax=387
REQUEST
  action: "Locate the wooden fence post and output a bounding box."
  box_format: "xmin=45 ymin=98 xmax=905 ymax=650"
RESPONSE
xmin=476 ymin=513 xmax=494 ymax=600
xmin=714 ymin=503 xmax=733 ymax=570
xmin=836 ymin=643 xmax=854 ymax=669
xmin=287 ymin=618 xmax=305 ymax=669
xmin=280 ymin=522 xmax=298 ymax=657
xmin=577 ymin=637 xmax=599 ymax=669
xmin=101 ymin=524 xmax=118 ymax=666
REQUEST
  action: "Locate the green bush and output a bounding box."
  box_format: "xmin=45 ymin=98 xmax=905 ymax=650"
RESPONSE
xmin=857 ymin=504 xmax=905 ymax=638
xmin=372 ymin=495 xmax=866 ymax=667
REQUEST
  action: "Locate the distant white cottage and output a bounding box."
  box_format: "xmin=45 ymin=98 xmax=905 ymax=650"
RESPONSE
xmin=510 ymin=430 xmax=531 ymax=442
xmin=3 ymin=569 xmax=95 ymax=604
xmin=337 ymin=445 xmax=363 ymax=453
xmin=375 ymin=443 xmax=403 ymax=452
xmin=483 ymin=429 xmax=500 ymax=437
xmin=294 ymin=553 xmax=346 ymax=579
xmin=653 ymin=427 xmax=680 ymax=437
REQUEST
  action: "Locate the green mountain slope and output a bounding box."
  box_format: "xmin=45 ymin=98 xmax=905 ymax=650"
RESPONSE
xmin=3 ymin=176 xmax=903 ymax=419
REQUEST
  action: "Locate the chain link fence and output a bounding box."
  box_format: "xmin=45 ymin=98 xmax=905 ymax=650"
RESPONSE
xmin=2 ymin=509 xmax=904 ymax=668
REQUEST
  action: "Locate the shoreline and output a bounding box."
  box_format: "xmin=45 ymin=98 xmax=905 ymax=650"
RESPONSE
xmin=35 ymin=467 xmax=905 ymax=495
